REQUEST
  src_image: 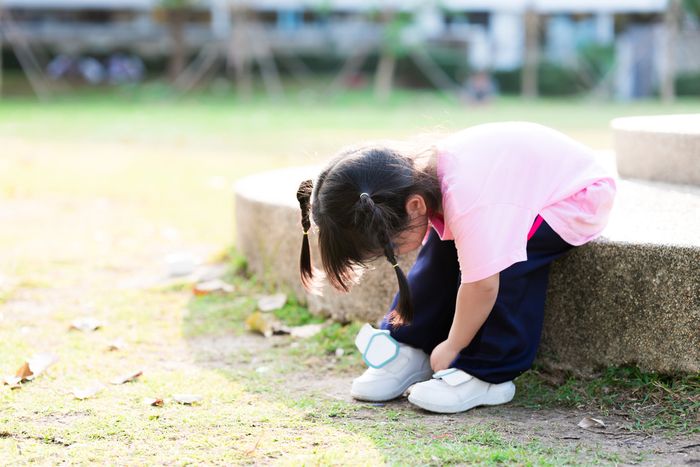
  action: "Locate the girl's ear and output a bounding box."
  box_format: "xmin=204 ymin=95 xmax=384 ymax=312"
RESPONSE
xmin=405 ymin=194 xmax=427 ymax=218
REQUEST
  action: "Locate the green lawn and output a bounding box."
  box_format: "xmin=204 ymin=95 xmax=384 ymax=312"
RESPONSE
xmin=1 ymin=88 xmax=698 ymax=464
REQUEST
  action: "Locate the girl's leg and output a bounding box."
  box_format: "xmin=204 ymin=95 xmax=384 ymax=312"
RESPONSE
xmin=452 ymin=219 xmax=575 ymax=383
xmin=379 ymin=229 xmax=461 ymax=355
xmin=352 ymin=230 xmax=453 ymax=401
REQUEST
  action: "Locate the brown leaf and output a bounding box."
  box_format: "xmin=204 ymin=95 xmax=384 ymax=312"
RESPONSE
xmin=106 ymin=338 xmax=127 ymax=351
xmin=173 ymin=394 xmax=202 ymax=404
xmin=110 ymin=370 xmax=143 ymax=385
xmin=143 ymin=397 xmax=164 ymax=407
xmin=15 ymin=362 xmax=33 ymax=381
xmin=69 ymin=317 xmax=102 ymax=332
xmin=257 ymin=293 xmax=287 ymax=312
xmin=73 ymin=383 xmax=105 ymax=400
xmin=17 ymin=353 xmax=59 ymax=381
xmin=578 ymin=416 xmax=606 ymax=429
xmin=192 ymin=279 xmax=234 ymax=296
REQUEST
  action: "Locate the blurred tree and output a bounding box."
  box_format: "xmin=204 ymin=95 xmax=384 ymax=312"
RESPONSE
xmin=662 ymin=0 xmax=682 ymax=103
xmin=158 ymin=0 xmax=196 ymax=83
xmin=375 ymin=10 xmax=412 ymax=101
xmin=522 ymin=8 xmax=540 ymax=98
xmin=227 ymin=3 xmax=283 ymax=100
xmin=577 ymin=43 xmax=615 ymax=94
xmin=331 ymin=5 xmax=460 ymax=100
xmin=683 ymin=0 xmax=700 ymax=17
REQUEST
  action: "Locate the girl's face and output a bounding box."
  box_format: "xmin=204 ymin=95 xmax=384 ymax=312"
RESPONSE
xmin=391 ymin=194 xmax=430 ymax=255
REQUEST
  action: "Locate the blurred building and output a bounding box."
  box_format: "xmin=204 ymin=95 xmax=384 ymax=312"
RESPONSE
xmin=1 ymin=0 xmax=698 ymax=97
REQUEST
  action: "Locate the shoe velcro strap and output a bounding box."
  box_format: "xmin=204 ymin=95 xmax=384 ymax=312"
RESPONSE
xmin=432 ymin=368 xmax=473 ymax=386
xmin=355 ymin=323 xmax=400 ymax=369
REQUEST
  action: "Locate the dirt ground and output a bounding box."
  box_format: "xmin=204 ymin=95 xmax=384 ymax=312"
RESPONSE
xmin=188 ymin=332 xmax=700 ymax=466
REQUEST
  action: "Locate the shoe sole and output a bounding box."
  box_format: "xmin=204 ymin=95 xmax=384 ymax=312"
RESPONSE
xmin=350 ymin=369 xmax=433 ymax=402
xmin=407 ymin=381 xmax=516 ymax=414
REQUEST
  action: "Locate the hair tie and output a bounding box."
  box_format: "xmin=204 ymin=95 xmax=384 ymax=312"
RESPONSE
xmin=359 ymin=192 xmax=370 ymax=200
xmin=303 ymin=230 xmax=309 ymax=236
xmin=392 ymin=263 xmax=399 ymax=269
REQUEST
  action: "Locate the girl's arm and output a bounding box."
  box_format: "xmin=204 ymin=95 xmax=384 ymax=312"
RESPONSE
xmin=430 ymin=273 xmax=500 ymax=372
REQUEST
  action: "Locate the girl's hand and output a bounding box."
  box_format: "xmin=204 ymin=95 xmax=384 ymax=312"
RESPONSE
xmin=430 ymin=340 xmax=462 ymax=372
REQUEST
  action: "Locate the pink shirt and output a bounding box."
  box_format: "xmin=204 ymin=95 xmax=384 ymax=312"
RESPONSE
xmin=429 ymin=122 xmax=617 ymax=283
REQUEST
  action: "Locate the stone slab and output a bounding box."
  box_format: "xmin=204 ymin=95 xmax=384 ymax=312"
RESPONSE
xmin=235 ymin=166 xmax=700 ymax=374
xmin=612 ymin=114 xmax=700 ymax=186
xmin=541 ymin=179 xmax=700 ymax=374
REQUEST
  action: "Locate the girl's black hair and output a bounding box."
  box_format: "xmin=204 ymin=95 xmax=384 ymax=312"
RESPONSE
xmin=296 ymin=145 xmax=441 ymax=326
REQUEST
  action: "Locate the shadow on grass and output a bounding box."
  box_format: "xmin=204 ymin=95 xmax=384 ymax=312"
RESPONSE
xmin=178 ymin=248 xmax=700 ymax=464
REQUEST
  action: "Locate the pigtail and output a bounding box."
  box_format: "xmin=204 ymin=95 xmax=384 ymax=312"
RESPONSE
xmin=296 ymin=179 xmax=314 ymax=290
xmin=382 ymin=237 xmax=413 ymax=327
xmin=356 ymin=192 xmax=413 ymax=326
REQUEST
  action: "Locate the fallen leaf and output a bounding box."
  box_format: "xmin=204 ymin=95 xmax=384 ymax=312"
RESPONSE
xmin=19 ymin=353 xmax=59 ymax=381
xmin=15 ymin=362 xmax=33 ymax=381
xmin=106 ymin=338 xmax=126 ymax=351
xmin=578 ymin=416 xmax=606 ymax=429
xmin=3 ymin=375 xmax=22 ymax=389
xmin=173 ymin=394 xmax=202 ymax=404
xmin=288 ymin=323 xmax=324 ymax=339
xmin=192 ymin=279 xmax=234 ymax=296
xmin=143 ymin=397 xmax=164 ymax=407
xmin=245 ymin=312 xmax=278 ymax=338
xmin=69 ymin=317 xmax=102 ymax=332
xmin=73 ymin=383 xmax=105 ymax=400
xmin=257 ymin=293 xmax=287 ymax=312
xmin=110 ymin=370 xmax=143 ymax=385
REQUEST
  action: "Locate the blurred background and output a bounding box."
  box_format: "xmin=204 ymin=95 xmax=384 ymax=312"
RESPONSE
xmin=2 ymin=0 xmax=700 ymax=100
xmin=0 ymin=0 xmax=699 ymax=261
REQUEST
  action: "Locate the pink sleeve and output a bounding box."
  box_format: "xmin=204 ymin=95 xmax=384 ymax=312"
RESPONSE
xmin=450 ymin=204 xmax=536 ymax=283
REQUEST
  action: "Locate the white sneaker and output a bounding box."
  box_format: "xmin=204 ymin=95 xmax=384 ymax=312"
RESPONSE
xmin=350 ymin=343 xmax=433 ymax=402
xmin=407 ymin=368 xmax=515 ymax=414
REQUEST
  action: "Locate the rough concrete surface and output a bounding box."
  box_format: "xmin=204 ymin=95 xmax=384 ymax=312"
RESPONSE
xmin=235 ymin=167 xmax=700 ymax=374
xmin=612 ymin=114 xmax=700 ymax=186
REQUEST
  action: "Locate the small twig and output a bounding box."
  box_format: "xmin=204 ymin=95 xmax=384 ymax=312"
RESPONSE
xmin=245 ymin=431 xmax=265 ymax=456
xmin=651 ymin=380 xmax=674 ymax=395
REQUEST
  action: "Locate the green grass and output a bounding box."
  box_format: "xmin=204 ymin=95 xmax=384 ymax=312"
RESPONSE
xmin=1 ymin=86 xmax=698 ymax=464
xmin=273 ymin=299 xmax=327 ymax=327
xmin=516 ymin=366 xmax=700 ymax=435
xmin=184 ymin=253 xmax=700 ymax=441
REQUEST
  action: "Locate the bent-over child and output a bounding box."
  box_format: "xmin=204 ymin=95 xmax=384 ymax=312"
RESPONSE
xmin=296 ymin=121 xmax=617 ymax=414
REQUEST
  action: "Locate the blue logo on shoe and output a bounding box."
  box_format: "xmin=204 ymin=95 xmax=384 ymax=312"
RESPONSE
xmin=362 ymin=332 xmax=400 ymax=369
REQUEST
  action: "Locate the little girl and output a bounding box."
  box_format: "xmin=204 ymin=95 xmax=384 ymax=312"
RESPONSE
xmin=296 ymin=121 xmax=616 ymax=414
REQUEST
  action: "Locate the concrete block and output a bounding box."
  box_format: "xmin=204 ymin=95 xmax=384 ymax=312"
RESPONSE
xmin=612 ymin=114 xmax=700 ymax=186
xmin=235 ymin=167 xmax=700 ymax=374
